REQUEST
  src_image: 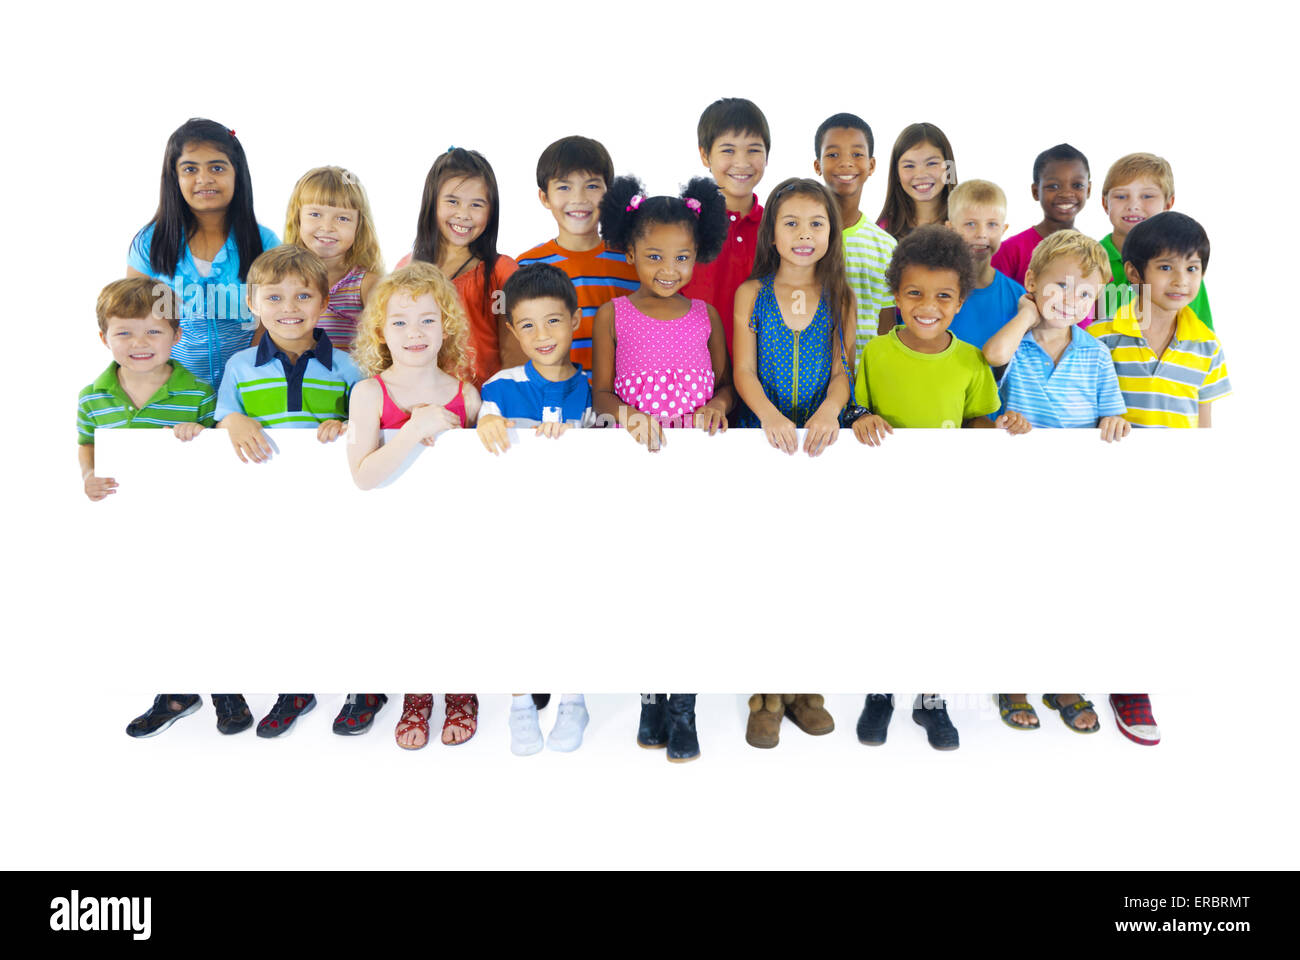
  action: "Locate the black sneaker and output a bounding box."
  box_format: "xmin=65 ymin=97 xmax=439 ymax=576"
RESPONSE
xmin=665 ymin=694 xmax=700 ymax=762
xmin=333 ymin=694 xmax=388 ymax=735
xmin=126 ymin=695 xmax=201 ymax=738
xmin=912 ymin=694 xmax=959 ymax=751
xmin=637 ymin=693 xmax=669 ymax=748
xmin=212 ymin=694 xmax=253 ymax=735
xmin=857 ymin=694 xmax=895 ymax=745
xmin=256 ymin=694 xmax=317 ymax=738
xmin=531 ymin=694 xmax=551 ymax=710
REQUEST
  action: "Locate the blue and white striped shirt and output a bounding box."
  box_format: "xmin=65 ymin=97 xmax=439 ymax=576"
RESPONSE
xmin=996 ymin=325 xmax=1127 ymax=427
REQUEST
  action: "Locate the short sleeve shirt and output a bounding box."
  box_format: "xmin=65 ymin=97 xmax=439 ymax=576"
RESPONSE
xmin=77 ymin=361 xmax=217 ymax=443
xmin=842 ymin=213 xmax=897 ymax=346
xmin=996 ymin=325 xmax=1128 ymax=427
xmin=1088 ymin=301 xmax=1231 ymax=427
xmin=128 ymin=222 xmax=281 ymax=390
xmin=853 ymin=327 xmax=1000 ymax=428
xmin=681 ymin=195 xmax=762 ymax=360
xmin=950 ymin=271 xmax=1026 ymax=350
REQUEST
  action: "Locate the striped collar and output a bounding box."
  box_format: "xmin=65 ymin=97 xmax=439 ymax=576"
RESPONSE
xmin=254 ymin=328 xmax=335 ymax=369
xmin=92 ymin=360 xmax=199 ymax=401
xmin=1111 ymin=300 xmax=1215 ymax=342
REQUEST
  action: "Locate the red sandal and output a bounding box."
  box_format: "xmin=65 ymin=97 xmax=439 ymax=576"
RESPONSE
xmin=442 ymin=694 xmax=479 ymax=745
xmin=395 ymin=693 xmax=433 ymax=750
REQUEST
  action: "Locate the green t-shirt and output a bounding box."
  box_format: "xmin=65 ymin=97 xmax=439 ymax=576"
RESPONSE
xmin=1100 ymin=233 xmax=1214 ymax=329
xmin=853 ymin=327 xmax=1000 ymax=428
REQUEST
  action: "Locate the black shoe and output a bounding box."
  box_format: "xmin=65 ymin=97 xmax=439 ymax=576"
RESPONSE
xmin=856 ymin=694 xmax=894 ymax=745
xmin=666 ymin=694 xmax=700 ymax=762
xmin=532 ymin=694 xmax=551 ymax=710
xmin=212 ymin=694 xmax=253 ymax=735
xmin=256 ymin=694 xmax=317 ymax=739
xmin=126 ymin=694 xmax=201 ymax=738
xmin=637 ymin=693 xmax=669 ymax=748
xmin=333 ymin=694 xmax=388 ymax=735
xmin=912 ymin=694 xmax=959 ymax=750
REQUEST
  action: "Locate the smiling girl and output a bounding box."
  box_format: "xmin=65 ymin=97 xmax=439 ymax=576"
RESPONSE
xmin=876 ymin=122 xmax=958 ymax=243
xmin=397 ymin=148 xmax=523 ymax=387
xmin=128 ymin=119 xmax=279 ymax=390
xmin=283 ymin=166 xmax=384 ymax=352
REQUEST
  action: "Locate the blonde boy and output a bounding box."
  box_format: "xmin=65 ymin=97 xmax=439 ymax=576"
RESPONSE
xmin=944 ymin=180 xmax=1026 ymax=350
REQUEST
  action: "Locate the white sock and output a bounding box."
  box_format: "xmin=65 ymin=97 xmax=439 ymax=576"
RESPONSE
xmin=512 ymin=694 xmax=535 ymax=711
xmin=559 ymin=694 xmax=585 ymax=707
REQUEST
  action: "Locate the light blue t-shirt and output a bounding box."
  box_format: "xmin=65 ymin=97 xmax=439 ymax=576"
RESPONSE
xmin=951 ymin=270 xmax=1025 ymax=350
xmin=129 ymin=222 xmax=281 ymax=390
xmin=995 ymin=325 xmax=1128 ymax=427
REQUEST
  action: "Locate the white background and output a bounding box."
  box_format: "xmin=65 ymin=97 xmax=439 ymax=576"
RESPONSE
xmin=3 ymin=0 xmax=1297 ymax=869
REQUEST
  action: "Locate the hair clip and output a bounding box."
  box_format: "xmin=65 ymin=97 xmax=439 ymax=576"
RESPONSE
xmin=626 ymin=194 xmax=645 ymax=212
xmin=684 ymin=198 xmax=702 ymax=217
xmin=228 ymin=129 xmax=236 ymax=137
xmin=446 ymin=145 xmax=457 ymax=153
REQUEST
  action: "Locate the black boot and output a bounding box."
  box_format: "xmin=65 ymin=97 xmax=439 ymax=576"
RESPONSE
xmin=912 ymin=694 xmax=959 ymax=750
xmin=856 ymin=693 xmax=894 ymax=745
xmin=665 ymin=694 xmax=699 ymax=762
xmin=637 ymin=693 xmax=668 ymax=748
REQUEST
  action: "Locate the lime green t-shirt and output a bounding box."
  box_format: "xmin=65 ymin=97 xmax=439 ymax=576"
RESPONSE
xmin=853 ymin=327 xmax=1000 ymax=428
xmin=1100 ymin=233 xmax=1214 ymax=329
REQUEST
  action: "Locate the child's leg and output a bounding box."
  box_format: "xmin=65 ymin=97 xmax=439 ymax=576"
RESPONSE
xmin=547 ymin=694 xmax=589 ymax=752
xmin=510 ymin=693 xmax=543 ymax=756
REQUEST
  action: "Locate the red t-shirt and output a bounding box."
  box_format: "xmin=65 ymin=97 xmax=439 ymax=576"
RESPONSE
xmin=681 ymin=195 xmax=762 ymax=360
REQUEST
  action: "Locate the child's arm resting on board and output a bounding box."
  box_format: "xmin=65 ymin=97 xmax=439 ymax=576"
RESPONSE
xmin=803 ymin=293 xmax=857 ymax=457
xmin=346 ymin=378 xmax=458 ymax=489
xmin=591 ymin=301 xmax=662 ymax=451
xmin=219 ymin=412 xmax=274 ymax=463
xmin=733 ymin=280 xmax=796 ymax=453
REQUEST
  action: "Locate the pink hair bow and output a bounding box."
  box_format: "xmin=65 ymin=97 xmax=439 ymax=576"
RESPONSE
xmin=626 ymin=194 xmax=645 ymax=212
xmin=684 ymin=198 xmax=702 ymax=216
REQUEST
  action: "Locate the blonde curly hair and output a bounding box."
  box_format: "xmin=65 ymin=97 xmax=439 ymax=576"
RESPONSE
xmin=351 ymin=262 xmax=475 ymax=381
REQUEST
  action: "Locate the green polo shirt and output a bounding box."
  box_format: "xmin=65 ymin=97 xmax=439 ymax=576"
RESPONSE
xmin=77 ymin=361 xmax=217 ymax=444
xmin=1099 ymin=233 xmax=1214 ymax=329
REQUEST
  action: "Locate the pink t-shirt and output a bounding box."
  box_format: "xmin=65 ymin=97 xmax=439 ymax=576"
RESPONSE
xmin=990 ymin=226 xmax=1047 ymax=286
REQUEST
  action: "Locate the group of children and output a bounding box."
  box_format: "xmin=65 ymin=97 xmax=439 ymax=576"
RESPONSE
xmin=85 ymin=102 xmax=1229 ymax=759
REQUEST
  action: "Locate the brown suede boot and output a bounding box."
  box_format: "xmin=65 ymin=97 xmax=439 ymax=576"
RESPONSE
xmin=745 ymin=694 xmax=784 ymax=748
xmin=785 ymin=694 xmax=835 ymax=735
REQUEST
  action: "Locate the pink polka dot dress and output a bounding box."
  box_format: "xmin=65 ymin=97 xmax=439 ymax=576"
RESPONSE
xmin=612 ymin=296 xmax=715 ymax=426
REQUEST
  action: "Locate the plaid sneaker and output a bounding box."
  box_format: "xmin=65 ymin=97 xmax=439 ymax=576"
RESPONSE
xmin=1109 ymin=693 xmax=1160 ymax=746
xmin=256 ymin=694 xmax=317 ymax=739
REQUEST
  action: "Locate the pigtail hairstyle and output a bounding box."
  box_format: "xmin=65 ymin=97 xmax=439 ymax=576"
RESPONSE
xmin=598 ymin=175 xmax=728 ymax=263
xmin=351 ymin=261 xmax=476 ymax=383
xmin=750 ymin=178 xmax=855 ymax=369
xmin=597 ymin=175 xmax=648 ymax=254
xmin=411 ymin=148 xmax=501 ymax=322
xmin=680 ymin=176 xmax=728 ymax=264
xmin=140 ymin=119 xmax=264 ymax=281
xmin=876 ymin=122 xmax=958 ymax=241
xmin=284 ymin=166 xmax=384 ymax=274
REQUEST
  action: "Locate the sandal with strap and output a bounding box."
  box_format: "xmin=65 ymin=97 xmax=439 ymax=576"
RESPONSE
xmin=442 ymin=693 xmax=479 ymax=746
xmin=126 ymin=694 xmax=201 ymax=738
xmin=256 ymin=694 xmax=317 ymax=739
xmin=996 ymin=694 xmax=1041 ymax=730
xmin=1042 ymin=694 xmax=1100 ymax=734
xmin=395 ymin=693 xmax=433 ymax=750
xmin=333 ymin=693 xmax=389 ymax=736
